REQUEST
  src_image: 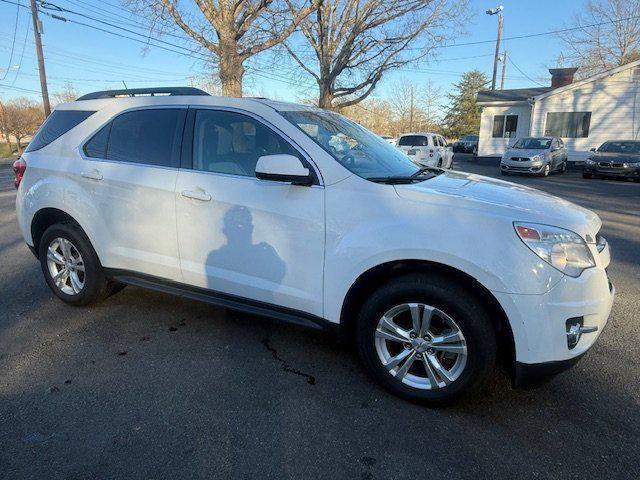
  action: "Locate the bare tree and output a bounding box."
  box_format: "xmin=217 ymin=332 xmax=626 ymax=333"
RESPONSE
xmin=559 ymin=0 xmax=640 ymax=78
xmin=128 ymin=0 xmax=319 ymax=96
xmin=3 ymin=98 xmax=44 ymax=152
xmin=0 ymin=100 xmax=11 ymax=148
xmin=283 ymin=0 xmax=466 ymax=110
xmin=386 ymin=78 xmax=442 ymax=134
xmin=53 ymin=81 xmax=80 ymax=105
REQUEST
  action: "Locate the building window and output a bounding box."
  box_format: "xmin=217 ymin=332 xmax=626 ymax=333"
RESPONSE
xmin=492 ymin=115 xmax=518 ymax=138
xmin=544 ymin=112 xmax=591 ymax=138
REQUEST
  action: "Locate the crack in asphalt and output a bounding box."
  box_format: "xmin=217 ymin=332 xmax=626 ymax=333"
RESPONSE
xmin=261 ymin=338 xmax=316 ymax=385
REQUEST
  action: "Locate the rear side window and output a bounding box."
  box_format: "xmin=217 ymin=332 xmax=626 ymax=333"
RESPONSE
xmin=83 ymin=109 xmax=185 ymax=167
xmin=398 ymin=135 xmax=428 ymax=146
xmin=107 ymin=109 xmax=185 ymax=167
xmin=26 ymin=110 xmax=95 ymax=152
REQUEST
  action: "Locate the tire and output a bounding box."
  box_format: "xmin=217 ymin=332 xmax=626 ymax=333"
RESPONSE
xmin=355 ymin=273 xmax=497 ymax=406
xmin=582 ymin=172 xmax=592 ymax=179
xmin=539 ymin=164 xmax=550 ymax=177
xmin=39 ymin=222 xmax=114 ymax=306
xmin=437 ymin=158 xmax=442 ymax=168
xmin=559 ymin=161 xmax=567 ymax=174
xmin=501 ymin=170 xmax=509 ymax=176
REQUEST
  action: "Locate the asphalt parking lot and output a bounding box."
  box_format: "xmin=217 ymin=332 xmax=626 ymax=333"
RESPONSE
xmin=1 ymin=154 xmax=639 ymax=480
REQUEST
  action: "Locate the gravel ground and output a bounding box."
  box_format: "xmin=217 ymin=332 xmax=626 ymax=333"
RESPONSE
xmin=0 ymin=155 xmax=638 ymax=480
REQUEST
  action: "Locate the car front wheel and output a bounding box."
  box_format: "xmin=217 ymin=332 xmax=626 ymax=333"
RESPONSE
xmin=356 ymin=273 xmax=497 ymax=406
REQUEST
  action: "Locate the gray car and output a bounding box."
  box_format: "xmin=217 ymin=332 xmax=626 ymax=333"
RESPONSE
xmin=500 ymin=137 xmax=568 ymax=177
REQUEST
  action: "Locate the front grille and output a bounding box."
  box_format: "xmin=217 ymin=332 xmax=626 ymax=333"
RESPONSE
xmin=510 ymin=157 xmax=531 ymax=162
xmin=598 ymin=162 xmax=624 ymax=168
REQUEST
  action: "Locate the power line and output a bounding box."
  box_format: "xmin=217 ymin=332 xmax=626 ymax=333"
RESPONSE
xmin=0 ymin=0 xmax=21 ymax=80
xmin=9 ymin=15 xmax=30 ymax=86
xmin=506 ymin=54 xmax=545 ymax=87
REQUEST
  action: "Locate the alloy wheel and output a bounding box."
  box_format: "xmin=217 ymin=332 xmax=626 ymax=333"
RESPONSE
xmin=46 ymin=237 xmax=86 ymax=295
xmin=374 ymin=303 xmax=468 ymax=390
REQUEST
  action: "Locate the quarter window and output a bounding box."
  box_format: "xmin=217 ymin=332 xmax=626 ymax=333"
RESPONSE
xmin=492 ymin=115 xmax=518 ymax=138
xmin=544 ymin=112 xmax=591 ymax=138
xmin=26 ymin=110 xmax=95 ymax=152
xmin=192 ymin=110 xmax=302 ymax=177
xmin=83 ymin=124 xmax=110 ymax=158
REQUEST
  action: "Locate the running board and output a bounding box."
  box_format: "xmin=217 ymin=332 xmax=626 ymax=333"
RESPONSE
xmin=105 ymin=269 xmax=336 ymax=334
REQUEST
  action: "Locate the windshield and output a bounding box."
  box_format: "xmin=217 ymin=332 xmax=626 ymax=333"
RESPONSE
xmin=598 ymin=141 xmax=640 ymax=154
xmin=280 ymin=110 xmax=419 ymax=180
xmin=462 ymin=135 xmax=478 ymax=141
xmin=512 ymin=138 xmax=552 ymax=149
xmin=398 ymin=135 xmax=429 ymax=147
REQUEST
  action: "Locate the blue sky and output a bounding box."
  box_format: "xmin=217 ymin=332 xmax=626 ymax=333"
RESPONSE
xmin=0 ymin=0 xmax=582 ymax=103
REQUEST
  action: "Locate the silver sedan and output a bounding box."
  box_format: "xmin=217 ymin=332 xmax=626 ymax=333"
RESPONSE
xmin=500 ymin=137 xmax=568 ymax=177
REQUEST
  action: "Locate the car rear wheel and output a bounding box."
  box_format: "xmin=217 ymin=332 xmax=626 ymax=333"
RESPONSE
xmin=559 ymin=161 xmax=567 ymax=174
xmin=39 ymin=223 xmax=117 ymax=306
xmin=356 ymin=273 xmax=497 ymax=406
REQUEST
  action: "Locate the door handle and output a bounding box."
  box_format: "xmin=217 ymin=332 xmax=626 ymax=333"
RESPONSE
xmin=181 ymin=189 xmax=211 ymax=202
xmin=81 ymin=169 xmax=103 ymax=181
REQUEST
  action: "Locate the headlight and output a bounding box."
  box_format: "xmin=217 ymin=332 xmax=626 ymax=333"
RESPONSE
xmin=514 ymin=222 xmax=595 ymax=277
xmin=623 ymin=163 xmax=635 ymax=168
xmin=585 ymin=158 xmax=597 ymax=165
xmin=530 ymin=155 xmax=542 ymax=163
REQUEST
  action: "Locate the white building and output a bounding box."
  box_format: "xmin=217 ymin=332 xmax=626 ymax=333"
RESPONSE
xmin=476 ymin=60 xmax=640 ymax=162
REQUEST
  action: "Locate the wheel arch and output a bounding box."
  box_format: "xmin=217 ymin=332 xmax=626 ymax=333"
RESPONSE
xmin=338 ymin=259 xmax=515 ymax=366
xmin=31 ymin=208 xmax=86 ymax=258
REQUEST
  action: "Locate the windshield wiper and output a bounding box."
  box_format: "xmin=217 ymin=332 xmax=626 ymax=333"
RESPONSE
xmin=411 ymin=166 xmax=443 ymax=177
xmin=368 ymin=171 xmax=440 ymax=184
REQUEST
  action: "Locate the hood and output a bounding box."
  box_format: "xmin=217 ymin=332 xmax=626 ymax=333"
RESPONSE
xmin=504 ymin=148 xmax=548 ymax=158
xmin=594 ymin=152 xmax=640 ymax=163
xmin=394 ymin=170 xmax=600 ymax=240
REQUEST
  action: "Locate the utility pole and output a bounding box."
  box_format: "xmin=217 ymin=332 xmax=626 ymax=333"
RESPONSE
xmin=29 ymin=0 xmax=51 ymax=116
xmin=409 ymin=87 xmax=414 ymax=131
xmin=486 ymin=5 xmax=504 ymax=91
xmin=500 ymin=50 xmax=507 ymax=90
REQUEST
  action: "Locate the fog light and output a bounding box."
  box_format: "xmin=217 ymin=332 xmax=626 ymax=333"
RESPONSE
xmin=566 ymin=317 xmax=598 ymax=349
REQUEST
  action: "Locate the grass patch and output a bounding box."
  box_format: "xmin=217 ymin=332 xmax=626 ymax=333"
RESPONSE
xmin=0 ymin=142 xmax=18 ymax=158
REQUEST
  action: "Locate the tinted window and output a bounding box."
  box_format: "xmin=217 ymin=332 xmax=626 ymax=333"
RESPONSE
xmin=598 ymin=141 xmax=640 ymax=154
xmin=493 ymin=115 xmax=518 ymax=138
xmin=492 ymin=116 xmax=505 ymax=138
xmin=544 ymin=112 xmax=591 ymax=138
xmin=192 ymin=110 xmax=301 ymax=176
xmin=83 ymin=124 xmax=110 ymax=158
xmin=26 ymin=110 xmax=95 ymax=152
xmin=107 ymin=109 xmax=184 ymax=167
xmin=398 ymin=135 xmax=428 ymax=146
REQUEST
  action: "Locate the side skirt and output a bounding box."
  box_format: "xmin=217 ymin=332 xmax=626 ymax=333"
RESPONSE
xmin=104 ymin=268 xmax=338 ymax=335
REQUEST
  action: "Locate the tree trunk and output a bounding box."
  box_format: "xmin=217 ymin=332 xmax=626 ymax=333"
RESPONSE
xmin=219 ymin=43 xmax=245 ymax=97
xmin=317 ymin=80 xmax=334 ymax=110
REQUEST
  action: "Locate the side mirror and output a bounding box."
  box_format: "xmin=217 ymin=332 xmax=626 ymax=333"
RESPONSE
xmin=589 ymin=147 xmax=596 ymax=152
xmin=255 ymin=154 xmax=313 ymax=186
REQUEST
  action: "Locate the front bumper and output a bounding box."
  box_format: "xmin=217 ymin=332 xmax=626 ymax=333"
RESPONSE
xmin=492 ymin=231 xmax=614 ymax=386
xmin=583 ymin=165 xmax=640 ymax=178
xmin=513 ymin=354 xmax=585 ymax=388
xmin=500 ymin=161 xmax=545 ymax=174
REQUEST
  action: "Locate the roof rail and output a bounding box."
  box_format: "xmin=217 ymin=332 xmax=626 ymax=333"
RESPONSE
xmin=76 ymin=87 xmax=210 ymax=101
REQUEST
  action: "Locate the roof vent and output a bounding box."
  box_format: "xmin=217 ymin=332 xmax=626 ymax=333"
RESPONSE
xmin=549 ymin=67 xmax=579 ymax=88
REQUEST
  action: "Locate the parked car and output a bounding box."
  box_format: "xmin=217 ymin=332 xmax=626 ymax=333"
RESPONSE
xmin=14 ymin=88 xmax=614 ymax=405
xmin=380 ymin=135 xmax=397 ymax=146
xmin=396 ymin=132 xmax=454 ymax=169
xmin=452 ymin=134 xmax=478 ymax=154
xmin=583 ymin=140 xmax=640 ymax=181
xmin=501 ymin=137 xmax=568 ymax=177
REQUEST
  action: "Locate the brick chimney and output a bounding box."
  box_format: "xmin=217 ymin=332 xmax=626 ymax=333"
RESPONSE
xmin=549 ymin=67 xmax=579 ymax=88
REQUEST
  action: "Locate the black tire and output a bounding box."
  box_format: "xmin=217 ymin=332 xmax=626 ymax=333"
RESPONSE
xmin=356 ymin=273 xmax=497 ymax=406
xmin=559 ymin=161 xmax=567 ymax=174
xmin=501 ymin=170 xmax=509 ymax=176
xmin=539 ymin=164 xmax=550 ymax=177
xmin=582 ymin=172 xmax=592 ymax=179
xmin=39 ymin=222 xmax=113 ymax=306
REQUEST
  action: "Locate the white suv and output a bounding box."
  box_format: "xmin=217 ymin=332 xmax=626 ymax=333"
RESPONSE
xmin=14 ymin=88 xmax=614 ymax=405
xmin=397 ymin=132 xmax=454 ymax=168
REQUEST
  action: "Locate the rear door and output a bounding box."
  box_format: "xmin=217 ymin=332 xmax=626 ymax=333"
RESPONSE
xmin=79 ymin=107 xmax=186 ymax=280
xmin=174 ymin=108 xmax=325 ymax=316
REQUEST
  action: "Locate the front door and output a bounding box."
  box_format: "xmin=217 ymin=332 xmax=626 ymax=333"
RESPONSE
xmin=175 ymin=109 xmax=325 ymax=317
